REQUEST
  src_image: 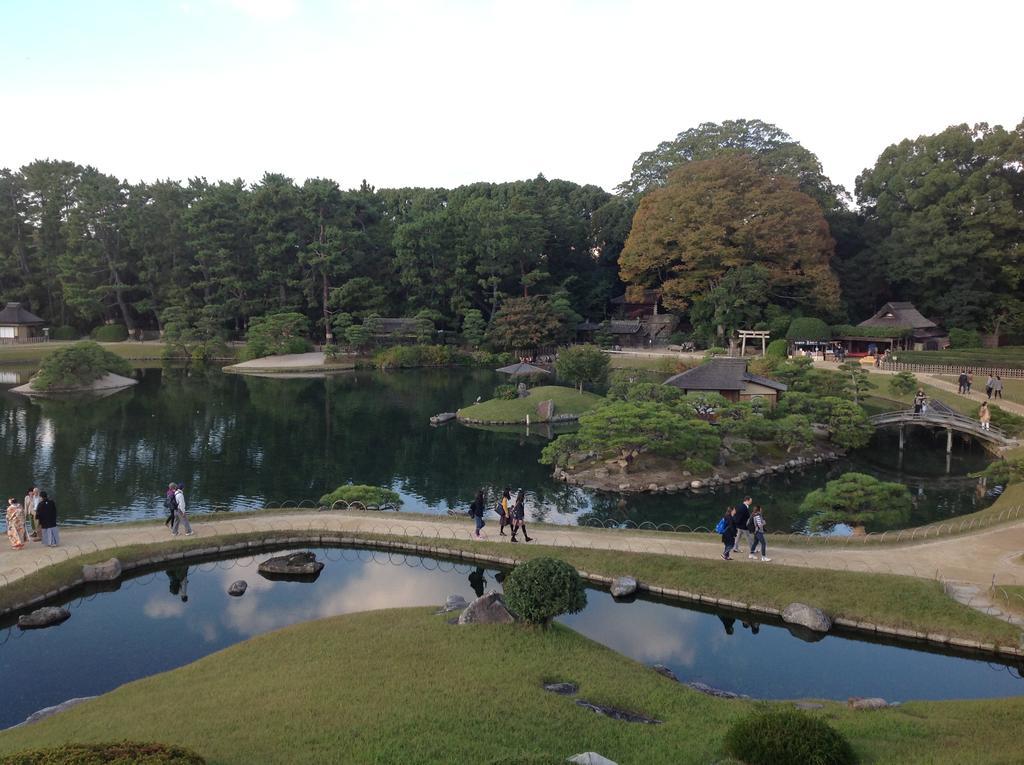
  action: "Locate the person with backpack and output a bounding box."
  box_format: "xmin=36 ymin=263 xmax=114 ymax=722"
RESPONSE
xmin=169 ymin=482 xmax=193 ymax=536
xmin=718 ymin=507 xmax=737 ymax=560
xmin=496 ymin=487 xmax=513 ymax=537
xmin=163 ymin=486 xmax=177 ymax=528
xmin=468 ymin=489 xmax=486 ymax=539
xmin=510 ymin=488 xmax=532 ymax=543
xmin=732 ymin=496 xmax=753 ymax=553
xmin=748 ymin=505 xmax=771 ymax=562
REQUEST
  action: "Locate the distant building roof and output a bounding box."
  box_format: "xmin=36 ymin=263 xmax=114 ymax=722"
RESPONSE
xmin=0 ymin=302 xmax=44 ymax=325
xmin=609 ymin=319 xmax=643 ymax=335
xmin=858 ymin=302 xmax=937 ymax=330
xmin=664 ymin=357 xmax=787 ymax=393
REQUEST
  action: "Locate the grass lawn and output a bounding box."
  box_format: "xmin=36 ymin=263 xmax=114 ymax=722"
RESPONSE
xmin=3 ymin=527 xmax=1019 ymax=646
xmin=607 ymin=353 xmax=690 ymax=373
xmin=459 ymin=385 xmax=603 ymax=422
xmin=0 ymin=342 xmax=238 ymax=365
xmin=896 ymin=347 xmax=1024 ymax=368
xmin=0 ymin=608 xmax=1022 ymax=764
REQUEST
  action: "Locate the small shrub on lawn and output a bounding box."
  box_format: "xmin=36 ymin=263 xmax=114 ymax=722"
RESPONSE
xmin=90 ymin=324 xmax=129 ymax=342
xmin=766 ymin=338 xmax=788 ymax=358
xmin=51 ymin=325 xmax=79 ymax=341
xmin=318 ymin=484 xmax=402 ymax=508
xmin=1 ymin=740 xmax=206 ymax=764
xmin=504 ymin=557 xmax=586 ymax=626
xmin=723 ymin=708 xmax=856 ymax=765
xmin=493 ymin=384 xmax=518 ymax=400
xmin=681 ymin=457 xmax=714 ymax=475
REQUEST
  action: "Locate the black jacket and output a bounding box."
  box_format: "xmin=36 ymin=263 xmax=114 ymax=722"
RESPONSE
xmin=469 ymin=497 xmax=484 ymax=518
xmin=37 ymin=498 xmax=57 ymax=529
xmin=733 ymin=502 xmax=751 ymax=530
xmin=721 ymin=515 xmax=737 ymax=545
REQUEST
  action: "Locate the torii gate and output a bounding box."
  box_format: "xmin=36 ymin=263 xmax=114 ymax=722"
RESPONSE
xmin=737 ymin=329 xmax=770 ymax=357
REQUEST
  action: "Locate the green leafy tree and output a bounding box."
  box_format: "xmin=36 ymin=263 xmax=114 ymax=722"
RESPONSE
xmin=619 ymin=155 xmax=841 ymax=317
xmin=344 ymin=322 xmax=372 ymax=351
xmin=551 ymin=400 xmax=720 ymax=470
xmin=555 ymin=344 xmax=610 ymax=392
xmin=774 ymin=414 xmax=813 ymax=452
xmin=825 ymin=399 xmax=874 ymax=449
xmin=413 ymin=309 xmax=435 ymax=345
xmin=856 ymin=121 xmax=1024 ymax=330
xmin=799 ymin=472 xmax=912 ymax=531
xmin=688 ymin=265 xmax=772 ymax=345
xmin=594 ymin=320 xmax=614 ymax=349
xmin=161 ymin=305 xmax=227 ymax=362
xmin=485 ymin=296 xmax=563 ymax=351
xmin=460 ymin=309 xmax=486 ymax=348
xmin=243 ymin=311 xmax=311 ymax=360
xmin=31 ymin=341 xmax=134 ymax=391
xmin=948 ymin=328 xmax=982 ymax=349
xmin=785 ymin=317 xmax=831 ymax=342
xmin=890 ymin=371 xmax=918 ymax=396
xmin=838 ymin=361 xmax=876 ymax=404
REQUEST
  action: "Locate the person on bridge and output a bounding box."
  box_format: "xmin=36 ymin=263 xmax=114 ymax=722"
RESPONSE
xmin=979 ymin=401 xmax=991 ymax=431
xmin=913 ymin=390 xmax=927 ymax=415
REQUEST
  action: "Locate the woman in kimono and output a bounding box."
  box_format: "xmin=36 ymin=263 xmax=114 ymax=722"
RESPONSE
xmin=6 ymin=498 xmax=26 ymax=550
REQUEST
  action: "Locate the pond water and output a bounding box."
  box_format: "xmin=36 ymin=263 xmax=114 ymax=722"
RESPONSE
xmin=0 ymin=366 xmax=994 ymax=532
xmin=0 ymin=547 xmax=1021 ymax=729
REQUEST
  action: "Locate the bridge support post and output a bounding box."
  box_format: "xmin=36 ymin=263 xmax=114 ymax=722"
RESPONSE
xmin=946 ymin=427 xmax=953 ymax=454
xmin=898 ymin=425 xmax=905 ymax=450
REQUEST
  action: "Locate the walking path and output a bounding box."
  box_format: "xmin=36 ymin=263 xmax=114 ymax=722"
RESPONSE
xmin=2 ymin=509 xmax=1022 ymax=589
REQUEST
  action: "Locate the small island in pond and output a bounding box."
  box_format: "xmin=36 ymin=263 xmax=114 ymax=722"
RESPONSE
xmin=458 ymin=385 xmax=604 ymax=425
xmin=12 ymin=341 xmax=138 ymax=397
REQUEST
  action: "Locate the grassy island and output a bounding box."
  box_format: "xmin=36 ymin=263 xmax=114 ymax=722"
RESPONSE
xmin=1 ymin=608 xmax=1021 ymax=764
xmin=458 ymin=385 xmax=603 ymax=423
xmin=27 ymin=341 xmax=135 ymax=391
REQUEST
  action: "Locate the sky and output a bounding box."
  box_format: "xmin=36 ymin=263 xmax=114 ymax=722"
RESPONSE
xmin=1 ymin=0 xmax=1021 ymax=198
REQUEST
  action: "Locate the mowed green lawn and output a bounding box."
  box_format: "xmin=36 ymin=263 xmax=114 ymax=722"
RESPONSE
xmin=2 ymin=608 xmax=1023 ymax=765
xmin=459 ymin=385 xmax=603 ymax=422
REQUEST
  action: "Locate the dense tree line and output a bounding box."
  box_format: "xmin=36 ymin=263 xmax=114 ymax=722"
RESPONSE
xmin=1 ymin=116 xmax=1020 ymax=342
xmin=0 ymin=167 xmax=631 ymax=338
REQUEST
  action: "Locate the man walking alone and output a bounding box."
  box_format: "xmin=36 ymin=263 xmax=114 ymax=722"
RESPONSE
xmin=36 ymin=491 xmax=59 ymax=547
xmin=169 ymin=482 xmax=193 ymax=536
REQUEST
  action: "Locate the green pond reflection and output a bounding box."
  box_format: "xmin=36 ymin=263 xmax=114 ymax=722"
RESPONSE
xmin=0 ymin=366 xmax=995 ymax=531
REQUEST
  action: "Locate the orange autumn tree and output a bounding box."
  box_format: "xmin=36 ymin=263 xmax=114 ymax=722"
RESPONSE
xmin=618 ymin=154 xmax=841 ymax=316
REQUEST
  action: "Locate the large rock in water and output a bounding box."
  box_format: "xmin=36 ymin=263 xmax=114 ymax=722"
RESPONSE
xmin=782 ymin=602 xmax=832 ymax=633
xmin=610 ymin=576 xmax=637 ymax=598
xmin=82 ymin=558 xmax=122 ymax=582
xmin=257 ymin=552 xmax=324 ymax=581
xmin=228 ymin=580 xmax=248 ymax=596
xmin=18 ymin=606 xmax=71 ymax=630
xmin=458 ymin=592 xmax=517 ymax=625
xmin=537 ymin=399 xmax=555 ymax=421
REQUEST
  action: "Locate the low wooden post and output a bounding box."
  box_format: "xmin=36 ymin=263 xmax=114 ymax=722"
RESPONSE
xmin=899 ymin=424 xmax=905 ymax=451
xmin=946 ymin=427 xmax=953 ymax=454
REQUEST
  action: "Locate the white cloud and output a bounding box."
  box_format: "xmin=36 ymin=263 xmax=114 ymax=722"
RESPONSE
xmin=225 ymin=0 xmax=299 ymax=21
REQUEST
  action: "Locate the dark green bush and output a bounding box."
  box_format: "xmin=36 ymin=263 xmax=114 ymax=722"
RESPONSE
xmin=723 ymin=708 xmax=856 ymax=765
xmin=786 ymin=317 xmax=831 ymax=342
xmin=90 ymin=324 xmax=129 ymax=342
xmin=766 ymin=338 xmax=788 ymax=358
xmin=242 ymin=312 xmax=311 ymax=360
xmin=948 ymin=327 xmax=983 ymax=349
xmin=318 ymin=484 xmax=402 ymax=508
xmin=51 ymin=325 xmax=79 ymax=341
xmin=680 ymin=457 xmax=714 ymax=475
xmin=1 ymin=740 xmax=206 ymax=764
xmin=31 ymin=341 xmax=134 ymax=391
xmin=503 ymin=557 xmax=587 ymax=625
xmin=493 ymin=384 xmax=518 ymax=400
xmin=375 ymin=344 xmax=464 ymax=369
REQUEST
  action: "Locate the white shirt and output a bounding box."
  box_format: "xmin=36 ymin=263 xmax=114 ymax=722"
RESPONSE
xmin=174 ymin=489 xmax=186 ymax=513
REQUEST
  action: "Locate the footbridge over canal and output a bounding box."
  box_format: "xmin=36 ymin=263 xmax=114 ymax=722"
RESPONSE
xmin=869 ymin=405 xmax=1019 ymax=454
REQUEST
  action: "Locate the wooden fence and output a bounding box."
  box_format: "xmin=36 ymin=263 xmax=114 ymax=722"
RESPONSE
xmin=881 ymin=361 xmax=1024 ymax=378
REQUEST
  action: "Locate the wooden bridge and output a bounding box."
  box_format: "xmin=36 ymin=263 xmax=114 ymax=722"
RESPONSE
xmin=869 ymin=406 xmax=1018 ymax=453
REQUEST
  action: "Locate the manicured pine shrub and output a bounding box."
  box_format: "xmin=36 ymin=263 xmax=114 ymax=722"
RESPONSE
xmin=51 ymin=325 xmax=79 ymax=341
xmin=503 ymin=557 xmax=587 ymax=626
xmin=90 ymin=324 xmax=129 ymax=342
xmin=723 ymin=708 xmax=857 ymax=765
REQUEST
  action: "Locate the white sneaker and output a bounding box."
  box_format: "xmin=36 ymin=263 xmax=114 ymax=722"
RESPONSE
xmin=748 ymin=554 xmax=755 ymax=559
xmin=761 ymin=556 xmax=772 ymax=562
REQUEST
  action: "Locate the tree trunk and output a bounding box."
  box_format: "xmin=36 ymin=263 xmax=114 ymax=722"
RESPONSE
xmin=322 ymin=271 xmax=331 ymax=341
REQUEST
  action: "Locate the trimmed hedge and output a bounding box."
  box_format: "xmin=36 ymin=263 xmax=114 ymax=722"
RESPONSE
xmin=31 ymin=341 xmax=134 ymax=391
xmin=766 ymin=338 xmax=788 ymax=358
xmin=1 ymin=741 xmax=206 ymax=764
xmin=786 ymin=317 xmax=831 ymax=341
xmin=318 ymin=484 xmax=402 ymax=508
xmin=724 ymin=708 xmax=856 ymax=765
xmin=90 ymin=324 xmax=129 ymax=342
xmin=51 ymin=326 xmax=79 ymax=341
xmin=503 ymin=557 xmax=587 ymax=626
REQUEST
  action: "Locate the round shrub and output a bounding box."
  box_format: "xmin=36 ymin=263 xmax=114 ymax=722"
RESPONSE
xmin=766 ymin=338 xmax=788 ymax=358
xmin=785 ymin=317 xmax=831 ymax=342
xmin=493 ymin=383 xmax=518 ymax=400
xmin=2 ymin=740 xmax=206 ymax=764
xmin=31 ymin=341 xmax=134 ymax=391
xmin=724 ymin=708 xmax=856 ymax=765
xmin=51 ymin=325 xmax=79 ymax=341
xmin=503 ymin=557 xmax=587 ymax=626
xmin=90 ymin=323 xmax=129 ymax=342
xmin=318 ymin=483 xmax=402 ymax=508
xmin=948 ymin=327 xmax=982 ymax=349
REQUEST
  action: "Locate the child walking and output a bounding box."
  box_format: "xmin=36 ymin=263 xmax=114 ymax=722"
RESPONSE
xmin=749 ymin=505 xmax=771 ymax=562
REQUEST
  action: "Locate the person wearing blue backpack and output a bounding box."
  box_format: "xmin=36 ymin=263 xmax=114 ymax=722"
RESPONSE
xmin=717 ymin=506 xmax=737 ymax=560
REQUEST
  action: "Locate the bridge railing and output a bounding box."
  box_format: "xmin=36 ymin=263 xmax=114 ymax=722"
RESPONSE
xmin=869 ymin=409 xmax=1010 ymax=440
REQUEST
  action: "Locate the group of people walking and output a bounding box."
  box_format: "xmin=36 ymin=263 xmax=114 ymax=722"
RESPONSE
xmin=718 ymin=496 xmax=770 ymax=562
xmin=468 ymin=487 xmax=532 ymax=543
xmin=958 ymin=369 xmax=1004 ymax=399
xmin=163 ymin=483 xmax=193 ymax=536
xmin=5 ymin=487 xmax=59 ymax=550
